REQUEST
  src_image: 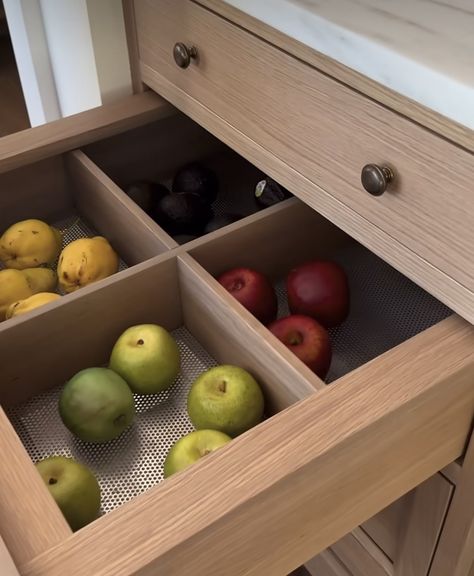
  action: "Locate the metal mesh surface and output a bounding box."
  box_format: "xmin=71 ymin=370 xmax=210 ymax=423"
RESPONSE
xmin=6 ymin=240 xmax=452 ymax=519
xmin=7 ymin=327 xmax=218 ymax=516
xmin=274 ymin=242 xmax=452 ymax=383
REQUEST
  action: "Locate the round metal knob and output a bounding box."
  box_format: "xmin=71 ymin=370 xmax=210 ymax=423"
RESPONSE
xmin=173 ymin=42 xmax=197 ymax=69
xmin=361 ymin=164 xmax=394 ymax=196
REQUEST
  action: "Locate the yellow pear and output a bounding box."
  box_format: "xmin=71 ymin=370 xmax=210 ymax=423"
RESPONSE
xmin=22 ymin=267 xmax=57 ymax=292
xmin=0 ymin=268 xmax=59 ymax=320
xmin=0 ymin=219 xmax=63 ymax=269
xmin=58 ymin=237 xmax=119 ymax=293
xmin=0 ymin=269 xmax=34 ymax=319
xmin=6 ymin=292 xmax=61 ymax=319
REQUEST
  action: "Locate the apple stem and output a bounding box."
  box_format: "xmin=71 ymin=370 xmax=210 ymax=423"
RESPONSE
xmin=48 ymin=478 xmax=58 ymax=485
xmin=288 ymin=331 xmax=303 ymax=346
xmin=218 ymin=380 xmax=227 ymax=393
xmin=137 ymin=339 xmax=144 ymax=346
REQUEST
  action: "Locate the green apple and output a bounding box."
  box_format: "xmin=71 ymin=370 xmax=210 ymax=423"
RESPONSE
xmin=187 ymin=365 xmax=265 ymax=437
xmin=164 ymin=429 xmax=232 ymax=478
xmin=109 ymin=324 xmax=180 ymax=395
xmin=59 ymin=367 xmax=135 ymax=443
xmin=35 ymin=456 xmax=101 ymax=531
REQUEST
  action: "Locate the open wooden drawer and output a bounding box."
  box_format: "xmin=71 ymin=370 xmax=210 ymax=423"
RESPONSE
xmin=0 ymin=99 xmax=472 ymax=574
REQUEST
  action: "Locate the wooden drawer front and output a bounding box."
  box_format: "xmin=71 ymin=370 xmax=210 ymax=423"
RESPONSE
xmin=135 ymin=0 xmax=474 ymax=310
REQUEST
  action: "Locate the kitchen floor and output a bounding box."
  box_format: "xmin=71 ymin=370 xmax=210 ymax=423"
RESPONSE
xmin=0 ymin=18 xmax=30 ymax=136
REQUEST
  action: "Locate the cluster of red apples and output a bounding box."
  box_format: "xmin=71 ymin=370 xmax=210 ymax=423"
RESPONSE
xmin=217 ymin=261 xmax=350 ymax=380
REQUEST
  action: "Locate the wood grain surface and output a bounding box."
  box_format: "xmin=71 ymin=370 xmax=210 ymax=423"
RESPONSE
xmin=196 ymin=0 xmax=474 ymax=153
xmin=19 ymin=316 xmax=474 ymax=576
xmin=135 ymin=0 xmax=474 ymax=296
xmin=0 ymin=91 xmax=174 ymax=175
xmin=0 ymin=408 xmax=72 ymax=566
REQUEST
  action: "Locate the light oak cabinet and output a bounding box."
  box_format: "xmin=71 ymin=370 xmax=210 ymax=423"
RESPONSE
xmin=0 ymin=1 xmax=472 ymax=575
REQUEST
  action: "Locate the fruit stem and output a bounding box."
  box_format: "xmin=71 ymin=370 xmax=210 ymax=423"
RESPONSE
xmin=48 ymin=477 xmax=58 ymax=485
xmin=288 ymin=331 xmax=303 ymax=346
xmin=218 ymin=380 xmax=227 ymax=393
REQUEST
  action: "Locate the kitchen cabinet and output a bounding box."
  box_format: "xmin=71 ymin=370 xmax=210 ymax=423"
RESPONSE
xmin=0 ymin=1 xmax=472 ymax=575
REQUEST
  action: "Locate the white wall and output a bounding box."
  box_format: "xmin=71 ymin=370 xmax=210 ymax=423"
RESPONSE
xmin=39 ymin=0 xmax=102 ymax=117
xmin=86 ymin=0 xmax=133 ymax=105
xmin=4 ymin=0 xmax=133 ymax=125
xmin=3 ymin=0 xmax=61 ymax=126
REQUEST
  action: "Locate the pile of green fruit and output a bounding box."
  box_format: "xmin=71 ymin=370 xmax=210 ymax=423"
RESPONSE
xmin=0 ymin=218 xmax=119 ymax=321
xmin=164 ymin=364 xmax=265 ymax=477
xmin=124 ymin=162 xmax=292 ymax=243
xmin=35 ymin=322 xmax=265 ymax=531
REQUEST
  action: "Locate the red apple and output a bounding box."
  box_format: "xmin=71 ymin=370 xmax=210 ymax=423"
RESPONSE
xmin=268 ymin=314 xmax=332 ymax=379
xmin=217 ymin=267 xmax=278 ymax=325
xmin=286 ymin=260 xmax=349 ymax=327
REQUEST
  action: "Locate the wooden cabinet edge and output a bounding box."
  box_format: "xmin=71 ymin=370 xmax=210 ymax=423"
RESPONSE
xmin=0 ymin=92 xmax=175 ymax=175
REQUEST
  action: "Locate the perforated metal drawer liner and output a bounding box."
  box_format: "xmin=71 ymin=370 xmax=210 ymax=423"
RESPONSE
xmin=8 ymin=327 xmax=217 ymax=515
xmin=7 ymin=242 xmax=451 ymax=518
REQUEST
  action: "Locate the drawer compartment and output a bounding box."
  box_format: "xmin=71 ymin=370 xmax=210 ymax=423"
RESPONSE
xmin=3 ymin=253 xmax=313 ymax=516
xmin=84 ymin=113 xmax=281 ymax=245
xmin=189 ymin=199 xmax=452 ymax=384
xmin=134 ymin=0 xmax=474 ymax=321
xmin=0 ymin=250 xmax=316 ymax=566
xmin=0 ymin=154 xmax=169 ymax=306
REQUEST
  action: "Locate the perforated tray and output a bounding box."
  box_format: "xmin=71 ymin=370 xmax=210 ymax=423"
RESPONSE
xmin=6 ymin=241 xmax=452 ymax=520
xmin=274 ymin=242 xmax=451 ymax=383
xmin=7 ymin=327 xmax=217 ymax=516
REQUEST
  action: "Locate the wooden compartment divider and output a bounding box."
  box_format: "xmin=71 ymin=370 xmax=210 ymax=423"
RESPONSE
xmin=66 ymin=149 xmax=176 ymax=260
xmin=177 ymin=252 xmax=321 ymax=409
xmin=0 ymin=156 xmax=71 ymax=229
xmin=187 ymin=197 xmax=349 ymax=281
xmin=0 ymin=254 xmax=181 ymax=408
xmin=0 ymin=408 xmax=72 ymax=566
xmin=17 ymin=316 xmax=474 ymax=576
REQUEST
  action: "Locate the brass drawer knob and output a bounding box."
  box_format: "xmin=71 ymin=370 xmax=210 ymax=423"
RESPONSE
xmin=361 ymin=164 xmax=394 ymax=196
xmin=173 ymin=42 xmax=198 ymax=69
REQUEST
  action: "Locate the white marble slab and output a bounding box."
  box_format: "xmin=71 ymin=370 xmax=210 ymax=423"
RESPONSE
xmin=223 ymin=0 xmax=474 ymax=130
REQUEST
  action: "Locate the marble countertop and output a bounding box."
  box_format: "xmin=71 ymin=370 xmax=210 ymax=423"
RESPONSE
xmin=223 ymin=0 xmax=474 ymax=130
